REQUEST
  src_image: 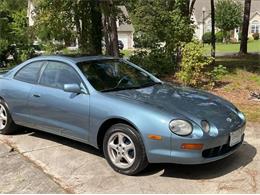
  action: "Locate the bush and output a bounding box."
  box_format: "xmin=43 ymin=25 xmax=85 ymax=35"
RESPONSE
xmin=177 ymin=41 xmax=213 ymax=87
xmin=216 ymin=31 xmax=224 ymax=42
xmin=130 ymin=49 xmax=176 ymax=77
xmin=43 ymin=42 xmax=65 ymax=54
xmin=211 ymin=64 xmax=228 ymax=81
xmin=202 ymin=32 xmax=212 ymax=44
xmin=252 ymin=33 xmax=259 ymax=40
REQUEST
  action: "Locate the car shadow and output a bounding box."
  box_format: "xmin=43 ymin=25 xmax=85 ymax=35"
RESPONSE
xmin=15 ymin=129 xmax=257 ymax=179
xmin=139 ymin=142 xmax=257 ymax=179
xmin=18 ymin=128 xmax=103 ymax=158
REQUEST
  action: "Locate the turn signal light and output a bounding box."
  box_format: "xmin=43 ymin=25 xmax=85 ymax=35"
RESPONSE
xmin=181 ymin=143 xmax=204 ymax=150
xmin=148 ymin=134 xmax=162 ymax=140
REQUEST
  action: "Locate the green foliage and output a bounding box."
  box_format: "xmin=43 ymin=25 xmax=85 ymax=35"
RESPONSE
xmin=0 ymin=0 xmax=30 ymax=63
xmin=252 ymin=33 xmax=259 ymax=40
xmin=129 ymin=0 xmax=194 ymax=54
xmin=33 ymin=0 xmax=76 ymax=45
xmin=127 ymin=0 xmax=195 ymax=76
xmin=130 ymin=49 xmax=176 ymax=76
xmin=215 ymin=0 xmax=242 ymax=41
xmin=216 ymin=31 xmax=224 ymax=42
xmin=43 ymin=42 xmax=65 ymax=54
xmin=177 ymin=41 xmax=213 ymax=87
xmin=0 ymin=40 xmax=9 ymax=53
xmin=202 ymin=32 xmax=212 ymax=44
xmin=33 ymin=0 xmax=126 ymax=55
xmin=211 ymin=64 xmax=228 ymax=81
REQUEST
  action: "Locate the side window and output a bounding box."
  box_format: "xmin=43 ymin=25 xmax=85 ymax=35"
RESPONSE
xmin=39 ymin=61 xmax=82 ymax=89
xmin=14 ymin=61 xmax=43 ymax=84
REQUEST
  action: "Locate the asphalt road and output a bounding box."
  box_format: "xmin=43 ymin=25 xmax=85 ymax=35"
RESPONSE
xmin=0 ymin=122 xmax=259 ymax=193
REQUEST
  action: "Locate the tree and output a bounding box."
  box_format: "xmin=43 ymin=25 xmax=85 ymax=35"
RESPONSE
xmin=129 ymin=0 xmax=194 ymax=54
xmin=240 ymin=0 xmax=252 ymax=54
xmin=0 ymin=0 xmax=28 ymax=62
xmin=101 ymin=0 xmax=120 ymax=57
xmin=215 ymin=0 xmax=243 ymax=42
xmin=33 ymin=0 xmax=127 ymax=56
xmin=34 ymin=0 xmax=103 ymax=55
xmin=211 ymin=0 xmax=216 ymax=60
xmin=126 ymin=0 xmax=195 ymax=75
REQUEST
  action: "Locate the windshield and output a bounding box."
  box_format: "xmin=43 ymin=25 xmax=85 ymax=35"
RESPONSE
xmin=77 ymin=59 xmax=159 ymax=92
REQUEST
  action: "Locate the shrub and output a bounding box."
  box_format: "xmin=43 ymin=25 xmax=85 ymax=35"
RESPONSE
xmin=252 ymin=33 xmax=259 ymax=40
xmin=216 ymin=31 xmax=224 ymax=42
xmin=202 ymin=32 xmax=212 ymax=44
xmin=43 ymin=42 xmax=65 ymax=54
xmin=130 ymin=49 xmax=176 ymax=77
xmin=177 ymin=41 xmax=213 ymax=87
xmin=211 ymin=64 xmax=228 ymax=81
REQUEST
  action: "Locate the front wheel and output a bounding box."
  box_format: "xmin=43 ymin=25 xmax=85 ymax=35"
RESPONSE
xmin=103 ymin=123 xmax=148 ymax=175
xmin=0 ymin=99 xmax=17 ymax=135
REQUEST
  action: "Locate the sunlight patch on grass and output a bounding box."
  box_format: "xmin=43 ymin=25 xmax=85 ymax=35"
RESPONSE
xmin=204 ymin=40 xmax=260 ymax=53
xmin=237 ymin=104 xmax=260 ymax=122
xmin=222 ymin=69 xmax=260 ymax=92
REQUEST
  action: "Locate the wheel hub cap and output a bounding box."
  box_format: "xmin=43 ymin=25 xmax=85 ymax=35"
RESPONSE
xmin=107 ymin=132 xmax=136 ymax=169
xmin=0 ymin=105 xmax=7 ymax=130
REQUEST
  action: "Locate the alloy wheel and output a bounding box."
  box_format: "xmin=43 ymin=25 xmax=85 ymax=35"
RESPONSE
xmin=0 ymin=104 xmax=7 ymax=130
xmin=107 ymin=132 xmax=136 ymax=169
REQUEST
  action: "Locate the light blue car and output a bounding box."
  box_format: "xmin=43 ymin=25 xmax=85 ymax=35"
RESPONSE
xmin=0 ymin=55 xmax=246 ymax=175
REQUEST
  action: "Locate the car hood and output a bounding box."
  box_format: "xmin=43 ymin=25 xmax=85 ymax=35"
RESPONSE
xmin=107 ymin=83 xmax=243 ymax=131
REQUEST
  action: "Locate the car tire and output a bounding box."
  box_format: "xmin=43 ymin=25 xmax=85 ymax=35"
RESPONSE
xmin=0 ymin=99 xmax=17 ymax=135
xmin=103 ymin=123 xmax=148 ymax=175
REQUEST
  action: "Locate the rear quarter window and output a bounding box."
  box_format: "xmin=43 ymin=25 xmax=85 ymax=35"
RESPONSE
xmin=14 ymin=61 xmax=43 ymax=84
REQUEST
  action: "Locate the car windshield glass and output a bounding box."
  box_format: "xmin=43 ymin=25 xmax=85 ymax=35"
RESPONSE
xmin=77 ymin=59 xmax=159 ymax=92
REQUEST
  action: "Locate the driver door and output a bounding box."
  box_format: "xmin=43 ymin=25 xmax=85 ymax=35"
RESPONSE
xmin=28 ymin=61 xmax=90 ymax=142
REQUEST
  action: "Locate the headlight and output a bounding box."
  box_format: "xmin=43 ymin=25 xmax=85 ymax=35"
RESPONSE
xmin=238 ymin=111 xmax=246 ymax=121
xmin=169 ymin=120 xmax=193 ymax=136
xmin=201 ymin=120 xmax=210 ymax=133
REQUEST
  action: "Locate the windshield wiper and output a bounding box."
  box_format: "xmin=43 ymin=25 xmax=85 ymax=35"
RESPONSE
xmin=101 ymin=82 xmax=162 ymax=92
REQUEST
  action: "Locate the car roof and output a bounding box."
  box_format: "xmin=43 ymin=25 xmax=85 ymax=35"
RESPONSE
xmin=31 ymin=55 xmax=118 ymax=64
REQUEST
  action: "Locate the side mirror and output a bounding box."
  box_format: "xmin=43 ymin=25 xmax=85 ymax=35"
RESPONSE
xmin=63 ymin=84 xmax=82 ymax=94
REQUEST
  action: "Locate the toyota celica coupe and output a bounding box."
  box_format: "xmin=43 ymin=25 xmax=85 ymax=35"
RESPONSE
xmin=0 ymin=55 xmax=246 ymax=175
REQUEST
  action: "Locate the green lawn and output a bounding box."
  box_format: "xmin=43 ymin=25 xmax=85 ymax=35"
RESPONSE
xmin=204 ymin=40 xmax=260 ymax=53
xmin=213 ymin=54 xmax=260 ymax=122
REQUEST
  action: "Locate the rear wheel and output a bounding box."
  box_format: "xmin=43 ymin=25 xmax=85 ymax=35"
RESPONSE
xmin=0 ymin=99 xmax=17 ymax=135
xmin=103 ymin=123 xmax=148 ymax=175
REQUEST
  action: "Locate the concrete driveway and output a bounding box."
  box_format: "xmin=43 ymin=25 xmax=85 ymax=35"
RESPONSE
xmin=0 ymin=122 xmax=259 ymax=193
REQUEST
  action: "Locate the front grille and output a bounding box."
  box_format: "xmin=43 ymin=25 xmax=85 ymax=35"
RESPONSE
xmin=202 ymin=139 xmax=243 ymax=158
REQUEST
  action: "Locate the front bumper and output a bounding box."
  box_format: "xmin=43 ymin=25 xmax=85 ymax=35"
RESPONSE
xmin=169 ymin=121 xmax=245 ymax=164
xmin=147 ymin=124 xmax=245 ymax=164
xmin=170 ymin=134 xmax=244 ymax=164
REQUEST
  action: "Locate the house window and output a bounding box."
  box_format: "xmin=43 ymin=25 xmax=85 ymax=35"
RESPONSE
xmin=251 ymin=20 xmax=260 ymax=33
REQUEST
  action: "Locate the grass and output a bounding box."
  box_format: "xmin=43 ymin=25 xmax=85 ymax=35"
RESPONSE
xmin=0 ymin=68 xmax=9 ymax=73
xmin=122 ymin=40 xmax=260 ymax=58
xmin=211 ymin=54 xmax=260 ymax=122
xmin=204 ymin=39 xmax=260 ymax=53
xmin=121 ymin=49 xmax=135 ymax=58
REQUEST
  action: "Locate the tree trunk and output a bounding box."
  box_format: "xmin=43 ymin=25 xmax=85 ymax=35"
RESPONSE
xmin=240 ymin=0 xmax=251 ymax=54
xmin=189 ymin=0 xmax=197 ymax=17
xmin=110 ymin=11 xmax=119 ymax=57
xmin=89 ymin=0 xmax=102 ymax=55
xmin=211 ymin=0 xmax=216 ymax=61
xmin=101 ymin=0 xmax=119 ymax=57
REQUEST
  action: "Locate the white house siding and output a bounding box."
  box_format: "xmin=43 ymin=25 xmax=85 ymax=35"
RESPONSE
xmin=194 ymin=16 xmax=212 ymax=40
xmin=27 ymin=0 xmax=35 ymax=26
xmin=193 ymin=0 xmax=260 ymax=41
xmin=249 ymin=12 xmax=260 ymax=37
xmin=118 ymin=32 xmax=134 ymax=49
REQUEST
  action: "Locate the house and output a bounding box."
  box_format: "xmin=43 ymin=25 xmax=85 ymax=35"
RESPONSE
xmin=117 ymin=6 xmax=134 ymax=49
xmin=27 ymin=1 xmax=134 ymax=49
xmin=193 ymin=0 xmax=260 ymax=41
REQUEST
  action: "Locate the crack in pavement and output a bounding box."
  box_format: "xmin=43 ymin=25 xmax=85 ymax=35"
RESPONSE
xmin=1 ymin=138 xmax=75 ymax=194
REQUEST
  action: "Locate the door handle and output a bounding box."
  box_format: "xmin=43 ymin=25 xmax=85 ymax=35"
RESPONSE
xmin=33 ymin=94 xmax=41 ymax=98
